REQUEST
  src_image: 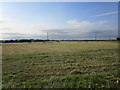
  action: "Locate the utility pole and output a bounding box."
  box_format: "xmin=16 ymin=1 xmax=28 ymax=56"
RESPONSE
xmin=95 ymin=32 xmax=97 ymax=40
xmin=47 ymin=32 xmax=49 ymax=40
xmin=109 ymin=36 xmax=111 ymax=40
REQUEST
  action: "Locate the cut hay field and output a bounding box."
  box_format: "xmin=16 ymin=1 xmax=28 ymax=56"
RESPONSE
xmin=2 ymin=41 xmax=120 ymax=88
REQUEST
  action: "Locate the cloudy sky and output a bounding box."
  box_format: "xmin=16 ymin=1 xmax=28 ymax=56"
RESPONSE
xmin=0 ymin=2 xmax=118 ymax=40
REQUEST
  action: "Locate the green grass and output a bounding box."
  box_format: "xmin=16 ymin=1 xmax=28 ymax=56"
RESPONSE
xmin=2 ymin=41 xmax=120 ymax=88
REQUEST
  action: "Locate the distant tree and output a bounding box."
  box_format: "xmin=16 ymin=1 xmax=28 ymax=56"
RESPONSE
xmin=117 ymin=37 xmax=120 ymax=40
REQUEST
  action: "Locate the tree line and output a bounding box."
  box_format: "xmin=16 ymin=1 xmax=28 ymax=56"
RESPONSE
xmin=0 ymin=38 xmax=119 ymax=43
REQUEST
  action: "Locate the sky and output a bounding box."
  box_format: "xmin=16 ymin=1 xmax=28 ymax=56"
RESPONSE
xmin=0 ymin=2 xmax=118 ymax=40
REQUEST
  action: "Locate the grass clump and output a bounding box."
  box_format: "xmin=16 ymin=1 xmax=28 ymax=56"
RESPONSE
xmin=70 ymin=69 xmax=83 ymax=75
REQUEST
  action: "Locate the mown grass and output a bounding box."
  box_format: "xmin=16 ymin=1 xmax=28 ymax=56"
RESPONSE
xmin=2 ymin=41 xmax=120 ymax=88
xmin=2 ymin=41 xmax=118 ymax=55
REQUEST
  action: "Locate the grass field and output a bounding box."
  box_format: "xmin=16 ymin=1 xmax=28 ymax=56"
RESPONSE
xmin=2 ymin=41 xmax=120 ymax=88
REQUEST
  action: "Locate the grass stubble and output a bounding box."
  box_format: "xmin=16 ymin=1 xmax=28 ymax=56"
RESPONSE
xmin=2 ymin=41 xmax=120 ymax=88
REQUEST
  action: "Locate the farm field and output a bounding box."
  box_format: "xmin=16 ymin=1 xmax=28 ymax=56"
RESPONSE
xmin=2 ymin=41 xmax=120 ymax=88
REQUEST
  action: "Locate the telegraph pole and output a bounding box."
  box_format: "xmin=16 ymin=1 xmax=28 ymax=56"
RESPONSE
xmin=109 ymin=36 xmax=111 ymax=40
xmin=47 ymin=32 xmax=49 ymax=40
xmin=95 ymin=32 xmax=97 ymax=40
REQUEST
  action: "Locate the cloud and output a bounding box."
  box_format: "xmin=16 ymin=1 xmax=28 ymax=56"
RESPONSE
xmin=66 ymin=19 xmax=111 ymax=34
xmin=44 ymin=19 xmax=117 ymax=40
xmin=67 ymin=19 xmax=109 ymax=27
xmin=0 ymin=18 xmax=57 ymax=34
xmin=2 ymin=33 xmax=48 ymax=40
xmin=92 ymin=11 xmax=118 ymax=17
xmin=67 ymin=20 xmax=92 ymax=28
xmin=0 ymin=18 xmax=118 ymax=40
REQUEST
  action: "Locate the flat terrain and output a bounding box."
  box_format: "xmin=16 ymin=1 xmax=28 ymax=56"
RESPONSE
xmin=2 ymin=41 xmax=120 ymax=88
